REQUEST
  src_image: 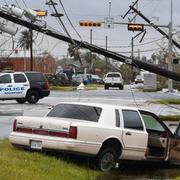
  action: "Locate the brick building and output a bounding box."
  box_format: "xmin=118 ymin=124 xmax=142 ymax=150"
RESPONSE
xmin=0 ymin=53 xmax=57 ymax=74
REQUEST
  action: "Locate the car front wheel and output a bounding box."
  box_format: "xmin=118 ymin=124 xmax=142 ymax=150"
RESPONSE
xmin=104 ymin=85 xmax=108 ymax=90
xmin=96 ymin=147 xmax=117 ymax=172
xmin=26 ymin=90 xmax=39 ymax=104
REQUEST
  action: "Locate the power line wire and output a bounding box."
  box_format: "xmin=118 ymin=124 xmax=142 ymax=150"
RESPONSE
xmin=58 ymin=0 xmax=82 ymax=41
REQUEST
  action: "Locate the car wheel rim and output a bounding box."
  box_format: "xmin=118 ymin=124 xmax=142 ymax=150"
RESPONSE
xmin=30 ymin=95 xmax=37 ymax=102
xmin=101 ymin=152 xmax=115 ymax=171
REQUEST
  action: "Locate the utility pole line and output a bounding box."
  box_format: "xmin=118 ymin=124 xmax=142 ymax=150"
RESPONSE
xmin=168 ymin=0 xmax=173 ymax=92
xmin=0 ymin=11 xmax=179 ymax=81
xmin=129 ymin=5 xmax=180 ymax=50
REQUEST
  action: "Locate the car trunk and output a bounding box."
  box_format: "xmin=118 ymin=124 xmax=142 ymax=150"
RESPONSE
xmin=13 ymin=116 xmax=78 ymax=139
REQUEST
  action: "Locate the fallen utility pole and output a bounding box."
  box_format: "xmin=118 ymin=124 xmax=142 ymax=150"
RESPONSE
xmin=0 ymin=11 xmax=179 ymax=81
xmin=129 ymin=5 xmax=180 ymax=50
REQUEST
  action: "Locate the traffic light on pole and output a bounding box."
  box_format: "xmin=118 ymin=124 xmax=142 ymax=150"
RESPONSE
xmin=79 ymin=21 xmax=101 ymax=27
xmin=128 ymin=23 xmax=144 ymax=31
xmin=35 ymin=10 xmax=47 ymax=17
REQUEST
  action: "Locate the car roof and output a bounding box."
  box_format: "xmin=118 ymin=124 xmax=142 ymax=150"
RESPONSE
xmin=57 ymin=101 xmax=144 ymax=111
xmin=106 ymin=72 xmax=121 ymax=74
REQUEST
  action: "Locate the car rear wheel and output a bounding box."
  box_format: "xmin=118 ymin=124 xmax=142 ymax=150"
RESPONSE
xmin=26 ymin=90 xmax=39 ymax=104
xmin=96 ymin=147 xmax=117 ymax=172
xmin=16 ymin=98 xmax=26 ymax=104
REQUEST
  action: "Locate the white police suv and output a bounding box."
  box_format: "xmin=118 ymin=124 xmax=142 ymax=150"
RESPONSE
xmin=0 ymin=72 xmax=50 ymax=104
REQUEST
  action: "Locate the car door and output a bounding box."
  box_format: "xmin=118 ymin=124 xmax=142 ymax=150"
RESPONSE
xmin=0 ymin=73 xmax=13 ymax=99
xmin=169 ymin=124 xmax=180 ymax=164
xmin=121 ymin=109 xmax=148 ymax=160
xmin=140 ymin=110 xmax=171 ymax=160
xmin=12 ymin=73 xmax=30 ymax=98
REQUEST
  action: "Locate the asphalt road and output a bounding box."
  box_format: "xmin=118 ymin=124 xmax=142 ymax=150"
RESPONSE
xmin=0 ymin=86 xmax=180 ymax=138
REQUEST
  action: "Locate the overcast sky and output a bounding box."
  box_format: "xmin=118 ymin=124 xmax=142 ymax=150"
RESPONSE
xmin=1 ymin=0 xmax=180 ymax=59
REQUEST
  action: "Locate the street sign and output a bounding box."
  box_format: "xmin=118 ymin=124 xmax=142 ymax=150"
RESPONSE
xmin=104 ymin=17 xmax=114 ymax=29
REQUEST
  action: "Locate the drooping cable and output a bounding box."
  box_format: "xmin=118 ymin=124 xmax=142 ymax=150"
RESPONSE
xmin=58 ymin=0 xmax=82 ymax=41
xmin=21 ymin=0 xmax=28 ymax=9
xmin=47 ymin=0 xmax=76 ymax=45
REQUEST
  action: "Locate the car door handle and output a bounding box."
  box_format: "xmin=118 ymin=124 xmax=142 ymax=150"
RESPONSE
xmin=23 ymin=84 xmax=29 ymax=86
xmin=125 ymin=132 xmax=132 ymax=136
xmin=7 ymin=85 xmax=12 ymax=87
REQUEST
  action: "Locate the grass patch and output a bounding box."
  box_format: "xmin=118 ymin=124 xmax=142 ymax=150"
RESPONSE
xmin=50 ymin=86 xmax=76 ymax=91
xmin=0 ymin=139 xmax=99 ymax=180
xmin=159 ymin=115 xmax=180 ymax=122
xmin=50 ymin=84 xmax=103 ymax=91
xmin=151 ymin=99 xmax=180 ymax=105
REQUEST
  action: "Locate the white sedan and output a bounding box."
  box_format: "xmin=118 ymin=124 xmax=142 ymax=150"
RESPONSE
xmin=9 ymin=102 xmax=180 ymax=171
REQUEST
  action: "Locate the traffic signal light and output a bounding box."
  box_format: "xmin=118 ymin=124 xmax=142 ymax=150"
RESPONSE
xmin=128 ymin=23 xmax=144 ymax=31
xmin=35 ymin=10 xmax=47 ymax=17
xmin=79 ymin=21 xmax=101 ymax=27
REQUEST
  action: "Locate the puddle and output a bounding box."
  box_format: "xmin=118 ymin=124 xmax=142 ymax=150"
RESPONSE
xmin=97 ymin=162 xmax=180 ymax=180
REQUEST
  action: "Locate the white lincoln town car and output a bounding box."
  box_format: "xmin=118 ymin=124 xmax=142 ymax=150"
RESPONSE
xmin=9 ymin=102 xmax=180 ymax=171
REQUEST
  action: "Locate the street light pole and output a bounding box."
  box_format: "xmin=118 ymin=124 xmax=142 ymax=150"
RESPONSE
xmin=131 ymin=37 xmax=134 ymax=82
xmin=168 ymin=0 xmax=173 ymax=92
xmin=30 ymin=28 xmax=33 ymax=71
xmin=105 ymin=36 xmax=108 ymax=73
xmin=108 ymin=1 xmax=111 ymax=18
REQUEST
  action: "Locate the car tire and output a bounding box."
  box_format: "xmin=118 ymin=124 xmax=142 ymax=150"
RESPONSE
xmin=16 ymin=98 xmax=26 ymax=104
xmin=26 ymin=90 xmax=39 ymax=104
xmin=104 ymin=85 xmax=108 ymax=90
xmin=96 ymin=147 xmax=118 ymax=172
xmin=119 ymin=85 xmax=124 ymax=90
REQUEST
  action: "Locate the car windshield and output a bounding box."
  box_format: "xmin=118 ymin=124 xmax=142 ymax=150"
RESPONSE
xmin=174 ymin=124 xmax=180 ymax=137
xmin=47 ymin=104 xmax=102 ymax=122
xmin=135 ymin=75 xmax=143 ymax=79
xmin=107 ymin=74 xmax=120 ymax=77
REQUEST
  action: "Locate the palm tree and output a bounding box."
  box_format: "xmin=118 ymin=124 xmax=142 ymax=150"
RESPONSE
xmin=18 ymin=30 xmax=31 ymax=71
xmin=18 ymin=30 xmax=31 ymax=50
xmin=68 ymin=44 xmax=82 ymax=65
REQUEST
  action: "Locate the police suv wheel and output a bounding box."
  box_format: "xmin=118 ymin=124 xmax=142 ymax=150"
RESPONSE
xmin=16 ymin=98 xmax=26 ymax=104
xmin=27 ymin=90 xmax=39 ymax=104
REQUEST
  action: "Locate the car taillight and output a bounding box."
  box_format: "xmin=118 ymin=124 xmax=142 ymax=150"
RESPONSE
xmin=17 ymin=127 xmax=33 ymax=134
xmin=49 ymin=131 xmax=68 ymax=137
xmin=69 ymin=126 xmax=77 ymax=139
xmin=13 ymin=119 xmax=17 ymax=131
xmin=44 ymin=81 xmax=49 ymax=90
xmin=33 ymin=129 xmax=48 ymax=135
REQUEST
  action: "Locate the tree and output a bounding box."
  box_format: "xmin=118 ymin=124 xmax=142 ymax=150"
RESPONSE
xmin=18 ymin=30 xmax=31 ymax=50
xmin=83 ymin=52 xmax=98 ymax=72
xmin=67 ymin=44 xmax=82 ymax=65
xmin=18 ymin=30 xmax=32 ymax=71
xmin=119 ymin=64 xmax=133 ymax=83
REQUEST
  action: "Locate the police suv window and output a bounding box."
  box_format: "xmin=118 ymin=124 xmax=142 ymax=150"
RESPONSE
xmin=0 ymin=74 xmax=11 ymax=84
xmin=122 ymin=110 xmax=144 ymax=130
xmin=14 ymin=74 xmax=27 ymax=83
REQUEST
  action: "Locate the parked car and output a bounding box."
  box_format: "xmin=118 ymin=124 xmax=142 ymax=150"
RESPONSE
xmin=134 ymin=74 xmax=144 ymax=84
xmin=104 ymin=72 xmax=124 ymax=90
xmin=91 ymin=74 xmax=103 ymax=84
xmin=9 ymin=102 xmax=180 ymax=171
xmin=0 ymin=71 xmax=50 ymax=104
